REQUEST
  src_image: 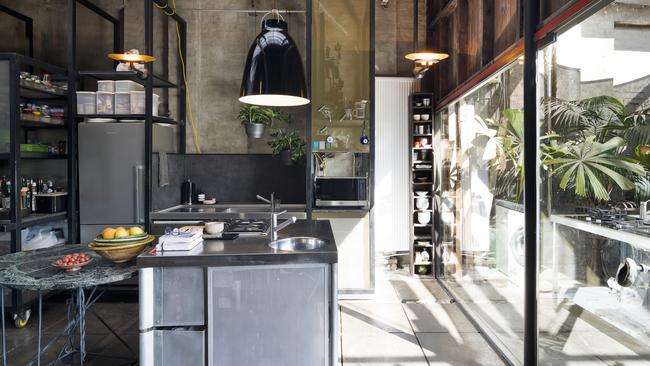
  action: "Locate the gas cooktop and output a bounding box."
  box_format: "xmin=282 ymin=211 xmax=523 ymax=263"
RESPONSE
xmin=223 ymin=219 xmax=270 ymax=236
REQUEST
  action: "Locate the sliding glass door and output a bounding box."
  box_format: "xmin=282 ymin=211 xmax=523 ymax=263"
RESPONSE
xmin=436 ymin=60 xmax=526 ymax=363
xmin=536 ymin=1 xmax=650 ymax=364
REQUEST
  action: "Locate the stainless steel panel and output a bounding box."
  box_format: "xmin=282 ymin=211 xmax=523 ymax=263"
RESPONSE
xmin=140 ymin=329 xmax=204 ymax=366
xmin=207 ymin=264 xmax=329 ymax=366
xmin=78 ymin=122 xmax=145 ymax=225
xmin=139 ymin=268 xmax=155 ymax=330
xmin=154 ymin=267 xmax=204 ymax=326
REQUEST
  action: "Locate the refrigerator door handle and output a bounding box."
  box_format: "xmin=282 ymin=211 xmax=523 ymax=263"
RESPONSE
xmin=135 ymin=165 xmax=145 ymax=224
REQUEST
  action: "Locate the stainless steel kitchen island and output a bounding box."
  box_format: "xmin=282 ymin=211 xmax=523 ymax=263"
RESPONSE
xmin=137 ymin=219 xmax=338 ymax=366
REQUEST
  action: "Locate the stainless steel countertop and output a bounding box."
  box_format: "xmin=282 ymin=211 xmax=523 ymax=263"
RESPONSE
xmin=151 ymin=203 xmax=307 ymax=221
xmin=137 ymin=219 xmax=337 ymax=268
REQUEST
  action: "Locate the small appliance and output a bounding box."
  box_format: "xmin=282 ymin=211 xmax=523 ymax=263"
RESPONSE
xmin=314 ymin=177 xmax=368 ymax=207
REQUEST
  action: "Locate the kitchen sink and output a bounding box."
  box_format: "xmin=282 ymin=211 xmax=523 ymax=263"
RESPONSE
xmin=221 ymin=207 xmax=272 ymax=213
xmin=268 ymin=237 xmax=327 ymax=251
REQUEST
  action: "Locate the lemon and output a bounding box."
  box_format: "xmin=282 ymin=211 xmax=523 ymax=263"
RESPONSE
xmin=101 ymin=227 xmax=116 ymax=240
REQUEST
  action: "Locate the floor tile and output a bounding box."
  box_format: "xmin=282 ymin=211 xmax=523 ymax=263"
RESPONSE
xmin=340 ymin=301 xmax=414 ymax=335
xmin=417 ymin=332 xmax=506 ymax=365
xmin=389 ymin=277 xmax=452 ymax=303
xmin=403 ymin=303 xmax=477 ymax=333
xmin=342 ymin=331 xmax=428 ymax=365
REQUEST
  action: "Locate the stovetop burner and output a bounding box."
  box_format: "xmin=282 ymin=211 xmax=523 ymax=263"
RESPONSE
xmin=576 ymin=202 xmax=639 ymax=229
xmin=223 ymin=219 xmax=270 ymax=236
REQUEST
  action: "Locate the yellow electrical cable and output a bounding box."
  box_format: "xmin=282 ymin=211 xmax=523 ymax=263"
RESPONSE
xmin=155 ymin=0 xmax=201 ymax=153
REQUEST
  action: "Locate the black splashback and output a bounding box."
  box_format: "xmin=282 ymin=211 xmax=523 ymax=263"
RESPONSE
xmin=152 ymin=153 xmax=306 ymax=210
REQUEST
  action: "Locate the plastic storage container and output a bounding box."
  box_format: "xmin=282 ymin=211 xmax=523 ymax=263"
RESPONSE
xmin=96 ymin=92 xmax=114 ymax=114
xmin=130 ymin=91 xmax=160 ymax=116
xmin=97 ymin=80 xmax=115 ymax=92
xmin=114 ymin=92 xmax=131 ymax=114
xmin=115 ymin=80 xmax=144 ymax=93
xmin=76 ymin=91 xmax=96 ymax=114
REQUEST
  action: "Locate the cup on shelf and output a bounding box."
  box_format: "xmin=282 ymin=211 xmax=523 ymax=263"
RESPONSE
xmin=416 ymin=197 xmax=430 ymax=210
xmin=417 ymin=212 xmax=431 ymax=225
xmin=417 ymin=125 xmax=425 ymax=134
xmin=423 ymin=98 xmax=431 ymax=106
xmin=413 ymin=114 xmax=421 ymax=121
xmin=421 ymin=114 xmax=430 ymax=121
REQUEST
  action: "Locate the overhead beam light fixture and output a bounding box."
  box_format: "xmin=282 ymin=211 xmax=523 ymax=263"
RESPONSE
xmin=239 ymin=8 xmax=309 ymax=107
xmin=404 ymin=0 xmax=448 ymax=78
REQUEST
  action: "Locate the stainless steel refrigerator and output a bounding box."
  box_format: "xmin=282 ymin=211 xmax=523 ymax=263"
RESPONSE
xmin=79 ymin=122 xmax=175 ymax=243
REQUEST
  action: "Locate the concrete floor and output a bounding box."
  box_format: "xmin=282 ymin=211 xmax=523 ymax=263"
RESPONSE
xmin=1 ymin=270 xmax=506 ymax=365
xmin=443 ymin=265 xmax=650 ymax=366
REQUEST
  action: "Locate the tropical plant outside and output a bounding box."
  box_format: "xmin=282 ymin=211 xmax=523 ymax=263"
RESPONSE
xmin=475 ymin=95 xmax=650 ymax=203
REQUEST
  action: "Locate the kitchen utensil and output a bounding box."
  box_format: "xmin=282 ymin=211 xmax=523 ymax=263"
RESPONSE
xmin=341 ymin=108 xmax=353 ymax=121
xmin=413 ymin=114 xmax=421 ymax=121
xmin=417 ymin=212 xmax=431 ymax=224
xmin=415 ymin=191 xmax=428 ymax=197
xmin=34 ymin=192 xmax=68 ymax=213
xmin=53 ymin=257 xmax=93 ymax=273
xmin=415 ymin=176 xmax=428 ymax=182
xmin=421 ymin=114 xmax=430 ymax=121
xmin=421 ymin=250 xmax=430 ymax=262
xmin=181 ymin=180 xmax=195 ymax=204
xmin=88 ymin=235 xmax=155 ymax=263
xmin=423 ymin=98 xmax=431 ymax=106
xmin=416 ymin=197 xmax=430 ymax=210
xmin=415 ymin=102 xmax=422 ymax=107
xmin=204 ymin=221 xmax=225 ymax=235
xmin=203 ymin=198 xmax=217 ymax=205
xmin=417 ymin=125 xmax=425 ymax=134
xmin=615 ymin=258 xmax=648 ymax=287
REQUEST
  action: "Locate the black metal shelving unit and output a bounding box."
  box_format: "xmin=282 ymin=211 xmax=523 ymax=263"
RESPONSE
xmin=0 ymin=52 xmax=76 ymax=326
xmin=70 ymin=0 xmax=187 ymax=231
xmin=409 ymin=92 xmax=435 ymax=277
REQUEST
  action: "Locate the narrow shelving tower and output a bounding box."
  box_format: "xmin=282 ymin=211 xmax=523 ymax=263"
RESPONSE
xmin=409 ymin=92 xmax=435 ymax=277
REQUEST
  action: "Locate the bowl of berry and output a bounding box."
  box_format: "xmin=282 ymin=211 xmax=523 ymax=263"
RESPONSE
xmin=53 ymin=252 xmax=93 ymax=272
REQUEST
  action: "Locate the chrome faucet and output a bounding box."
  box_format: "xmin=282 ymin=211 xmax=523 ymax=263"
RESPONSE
xmin=640 ymin=200 xmax=650 ymax=221
xmin=256 ymin=193 xmax=297 ymax=240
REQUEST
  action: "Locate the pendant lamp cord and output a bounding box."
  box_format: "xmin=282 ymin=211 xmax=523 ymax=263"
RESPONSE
xmin=155 ymin=0 xmax=202 ymax=153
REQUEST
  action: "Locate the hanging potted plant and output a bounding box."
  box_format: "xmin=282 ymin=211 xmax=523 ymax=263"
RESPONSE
xmin=268 ymin=129 xmax=306 ymax=166
xmin=238 ymin=105 xmax=281 ymax=138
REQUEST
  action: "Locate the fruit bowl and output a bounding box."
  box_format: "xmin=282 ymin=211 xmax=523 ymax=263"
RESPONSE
xmin=93 ymin=232 xmax=148 ymax=245
xmin=53 ymin=253 xmax=93 ymax=272
xmin=88 ymin=235 xmax=155 ymax=264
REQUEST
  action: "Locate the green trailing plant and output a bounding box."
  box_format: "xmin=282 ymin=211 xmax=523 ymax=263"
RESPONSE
xmin=238 ymin=105 xmax=286 ymax=127
xmin=268 ymin=129 xmax=306 ymax=162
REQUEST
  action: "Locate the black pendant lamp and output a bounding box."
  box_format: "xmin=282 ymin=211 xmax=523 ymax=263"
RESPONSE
xmin=239 ymin=10 xmax=309 ymax=107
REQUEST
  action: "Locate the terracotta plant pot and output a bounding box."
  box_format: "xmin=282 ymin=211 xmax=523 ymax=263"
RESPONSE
xmin=244 ymin=123 xmax=266 ymax=138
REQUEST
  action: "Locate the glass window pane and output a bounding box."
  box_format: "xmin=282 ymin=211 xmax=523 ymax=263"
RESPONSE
xmin=538 ymin=2 xmax=650 ymax=364
xmin=436 ymin=60 xmax=526 ymax=364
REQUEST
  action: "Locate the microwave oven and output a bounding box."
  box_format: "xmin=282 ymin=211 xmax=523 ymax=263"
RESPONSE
xmin=314 ymin=177 xmax=368 ymax=207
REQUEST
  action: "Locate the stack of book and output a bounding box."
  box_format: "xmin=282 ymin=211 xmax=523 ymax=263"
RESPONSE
xmin=158 ymin=226 xmax=203 ymax=251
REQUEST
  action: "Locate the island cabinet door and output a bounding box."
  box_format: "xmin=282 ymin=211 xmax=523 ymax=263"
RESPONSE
xmin=139 ymin=267 xmax=205 ymax=329
xmin=207 ymin=264 xmax=331 ymax=366
xmin=140 ymin=329 xmax=205 ymax=366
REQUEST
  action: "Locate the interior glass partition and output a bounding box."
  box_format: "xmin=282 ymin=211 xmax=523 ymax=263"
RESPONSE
xmin=536 ymin=1 xmax=650 ymax=364
xmin=436 ymin=59 xmax=525 ymax=363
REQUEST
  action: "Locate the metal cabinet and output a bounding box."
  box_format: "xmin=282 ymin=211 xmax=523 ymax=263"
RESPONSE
xmin=140 ymin=329 xmax=205 ymax=366
xmin=207 ymin=264 xmax=332 ymax=366
xmin=139 ymin=267 xmax=204 ymax=329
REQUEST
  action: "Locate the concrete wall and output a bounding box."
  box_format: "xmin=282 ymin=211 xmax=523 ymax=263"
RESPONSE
xmin=0 ymin=0 xmax=414 ymax=152
xmin=374 ymin=0 xmax=424 ymax=77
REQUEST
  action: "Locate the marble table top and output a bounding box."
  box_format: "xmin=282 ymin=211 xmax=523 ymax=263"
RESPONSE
xmin=0 ymin=244 xmax=137 ymax=291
